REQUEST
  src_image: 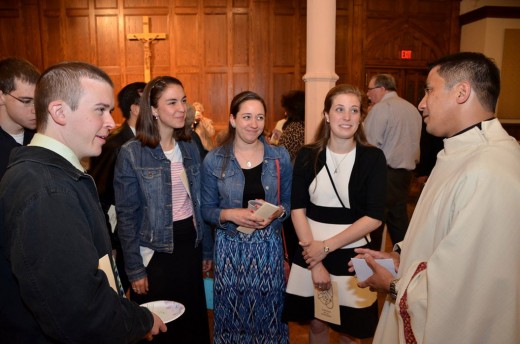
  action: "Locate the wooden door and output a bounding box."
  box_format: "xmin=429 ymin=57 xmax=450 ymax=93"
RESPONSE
xmin=365 ymin=68 xmax=427 ymax=107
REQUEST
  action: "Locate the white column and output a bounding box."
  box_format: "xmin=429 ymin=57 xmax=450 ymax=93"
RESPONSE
xmin=304 ymin=0 xmax=338 ymax=143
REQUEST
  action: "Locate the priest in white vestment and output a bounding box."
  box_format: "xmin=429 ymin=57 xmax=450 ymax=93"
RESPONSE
xmin=351 ymin=52 xmax=520 ymax=344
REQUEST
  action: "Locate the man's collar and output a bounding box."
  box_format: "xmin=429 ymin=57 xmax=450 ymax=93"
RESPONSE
xmin=449 ymin=117 xmax=495 ymax=138
xmin=28 ymin=133 xmax=84 ymax=172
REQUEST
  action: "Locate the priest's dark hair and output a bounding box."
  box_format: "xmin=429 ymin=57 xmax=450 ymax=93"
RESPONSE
xmin=428 ymin=52 xmax=500 ymax=112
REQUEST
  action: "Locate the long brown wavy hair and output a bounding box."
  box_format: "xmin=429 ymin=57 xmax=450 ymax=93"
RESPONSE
xmin=136 ymin=76 xmax=191 ymax=148
xmin=307 ymin=84 xmax=369 ymax=175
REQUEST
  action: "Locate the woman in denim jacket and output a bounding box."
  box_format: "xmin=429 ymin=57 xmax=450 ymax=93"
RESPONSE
xmin=114 ymin=76 xmax=212 ymax=344
xmin=201 ymin=91 xmax=292 ymax=344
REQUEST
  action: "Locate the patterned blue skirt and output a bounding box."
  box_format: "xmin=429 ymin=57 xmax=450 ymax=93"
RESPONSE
xmin=213 ymin=227 xmax=288 ymax=344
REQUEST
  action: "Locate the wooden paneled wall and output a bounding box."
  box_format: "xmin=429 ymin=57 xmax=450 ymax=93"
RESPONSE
xmin=0 ymin=0 xmax=460 ymax=131
xmin=363 ymin=0 xmax=460 ymax=105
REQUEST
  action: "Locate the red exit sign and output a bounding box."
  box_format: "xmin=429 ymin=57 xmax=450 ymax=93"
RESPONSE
xmin=401 ymin=50 xmax=412 ymax=59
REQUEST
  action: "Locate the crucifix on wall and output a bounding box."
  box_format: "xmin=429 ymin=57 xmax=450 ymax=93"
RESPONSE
xmin=127 ymin=17 xmax=166 ymax=82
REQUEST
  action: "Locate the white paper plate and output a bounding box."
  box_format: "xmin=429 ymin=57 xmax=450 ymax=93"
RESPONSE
xmin=140 ymin=300 xmax=185 ymax=323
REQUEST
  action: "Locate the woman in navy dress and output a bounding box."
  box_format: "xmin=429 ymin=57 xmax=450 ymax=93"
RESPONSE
xmin=201 ymin=91 xmax=292 ymax=343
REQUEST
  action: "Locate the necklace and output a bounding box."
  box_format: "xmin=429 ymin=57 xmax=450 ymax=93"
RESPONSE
xmin=235 ymin=146 xmax=260 ymax=168
xmin=329 ymin=150 xmax=349 ymax=173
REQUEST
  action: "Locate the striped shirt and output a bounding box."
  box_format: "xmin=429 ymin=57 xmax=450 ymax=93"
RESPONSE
xmin=164 ymin=144 xmax=193 ymax=221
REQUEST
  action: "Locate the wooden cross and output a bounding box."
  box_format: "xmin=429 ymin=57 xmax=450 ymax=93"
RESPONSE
xmin=127 ymin=17 xmax=166 ymax=82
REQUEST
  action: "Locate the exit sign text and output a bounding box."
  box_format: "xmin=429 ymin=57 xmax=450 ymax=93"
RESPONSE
xmin=401 ymin=50 xmax=412 ymax=59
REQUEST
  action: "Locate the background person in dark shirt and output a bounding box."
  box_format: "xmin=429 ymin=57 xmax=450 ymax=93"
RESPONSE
xmin=0 ymin=57 xmax=40 ymax=180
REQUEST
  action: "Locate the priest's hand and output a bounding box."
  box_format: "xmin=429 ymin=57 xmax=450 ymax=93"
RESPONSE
xmin=349 ymin=248 xmax=400 ymax=272
xmin=356 ymin=254 xmax=395 ymax=293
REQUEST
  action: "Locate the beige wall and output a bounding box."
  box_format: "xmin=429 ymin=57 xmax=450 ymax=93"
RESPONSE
xmin=459 ymin=0 xmax=520 ymax=121
xmin=498 ymin=29 xmax=520 ymax=120
xmin=460 ymin=0 xmax=520 ymax=14
xmin=461 ymin=18 xmax=520 ymax=68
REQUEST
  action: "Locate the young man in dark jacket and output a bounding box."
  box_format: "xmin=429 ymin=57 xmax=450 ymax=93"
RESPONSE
xmin=0 ymin=61 xmax=166 ymax=343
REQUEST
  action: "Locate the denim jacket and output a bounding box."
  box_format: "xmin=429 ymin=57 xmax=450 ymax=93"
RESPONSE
xmin=201 ymin=138 xmax=292 ymax=238
xmin=114 ymin=139 xmax=213 ymax=282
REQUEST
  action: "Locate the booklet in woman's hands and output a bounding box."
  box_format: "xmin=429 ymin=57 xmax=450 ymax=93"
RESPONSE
xmin=237 ymin=200 xmax=279 ymax=234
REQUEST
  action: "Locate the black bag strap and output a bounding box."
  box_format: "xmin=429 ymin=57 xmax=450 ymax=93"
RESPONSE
xmin=324 ymin=163 xmax=346 ymax=208
xmin=324 ymin=161 xmax=370 ymax=245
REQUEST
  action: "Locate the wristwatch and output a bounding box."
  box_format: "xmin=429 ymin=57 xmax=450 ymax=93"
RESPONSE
xmin=389 ymin=278 xmax=400 ymax=300
xmin=322 ymin=241 xmax=330 ymax=254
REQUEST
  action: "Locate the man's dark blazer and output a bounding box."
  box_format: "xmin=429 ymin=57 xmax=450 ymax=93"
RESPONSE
xmin=0 ymin=126 xmax=34 ymax=181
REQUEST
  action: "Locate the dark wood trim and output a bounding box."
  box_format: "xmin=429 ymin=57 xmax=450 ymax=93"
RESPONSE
xmin=0 ymin=9 xmax=19 ymax=17
xmin=501 ymin=122 xmax=520 ymax=141
xmin=460 ymin=6 xmax=520 ymax=26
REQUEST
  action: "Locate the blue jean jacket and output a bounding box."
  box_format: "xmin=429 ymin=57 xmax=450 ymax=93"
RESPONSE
xmin=114 ymin=139 xmax=213 ymax=282
xmin=201 ymin=138 xmax=292 ymax=238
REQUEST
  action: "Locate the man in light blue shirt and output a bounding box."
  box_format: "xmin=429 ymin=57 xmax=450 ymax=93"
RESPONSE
xmin=365 ymin=74 xmax=422 ymax=245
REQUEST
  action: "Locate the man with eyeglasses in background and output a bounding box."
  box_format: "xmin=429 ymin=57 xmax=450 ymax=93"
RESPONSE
xmin=364 ymin=74 xmax=422 ymax=248
xmin=0 ymin=57 xmax=40 ymax=180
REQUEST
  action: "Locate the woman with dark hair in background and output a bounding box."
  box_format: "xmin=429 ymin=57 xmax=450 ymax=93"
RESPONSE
xmin=114 ymin=76 xmax=212 ymax=343
xmin=278 ymin=89 xmax=305 ymax=161
xmin=201 ymin=91 xmax=292 ymax=343
xmin=277 ymin=90 xmax=306 ymax=266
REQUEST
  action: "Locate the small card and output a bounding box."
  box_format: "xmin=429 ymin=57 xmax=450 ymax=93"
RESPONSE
xmin=250 ymin=200 xmax=279 ymax=220
xmin=98 ymin=254 xmax=117 ymax=293
xmin=236 ymin=226 xmax=255 ymax=234
xmin=236 ymin=200 xmax=280 ymax=234
xmin=108 ymin=205 xmax=117 ymax=233
xmin=314 ymin=281 xmax=341 ymax=325
xmin=351 ymin=258 xmax=397 ymax=282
